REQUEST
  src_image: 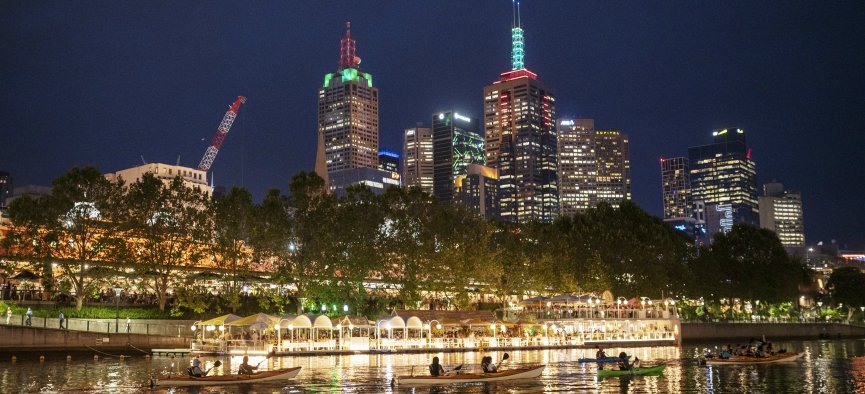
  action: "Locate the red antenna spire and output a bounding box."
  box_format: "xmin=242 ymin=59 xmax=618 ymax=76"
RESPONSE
xmin=339 ymin=20 xmax=358 ymax=70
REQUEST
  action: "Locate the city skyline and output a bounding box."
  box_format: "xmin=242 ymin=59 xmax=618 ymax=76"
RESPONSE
xmin=1 ymin=2 xmax=863 ymax=247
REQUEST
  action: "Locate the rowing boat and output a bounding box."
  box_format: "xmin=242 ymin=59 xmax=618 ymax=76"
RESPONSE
xmin=597 ymin=364 xmax=666 ymax=377
xmin=705 ymin=352 xmax=803 ymax=365
xmin=397 ymin=365 xmax=544 ymax=385
xmin=579 ymin=356 xmax=630 ymax=364
xmin=149 ymin=366 xmax=302 ymax=387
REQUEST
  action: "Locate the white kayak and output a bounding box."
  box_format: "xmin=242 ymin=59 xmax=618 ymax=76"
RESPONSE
xmin=705 ymin=352 xmax=803 ymax=365
xmin=397 ymin=365 xmax=545 ymax=385
xmin=149 ymin=366 xmax=302 ymax=387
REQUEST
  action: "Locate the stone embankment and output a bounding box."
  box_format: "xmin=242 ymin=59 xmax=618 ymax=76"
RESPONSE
xmin=0 ymin=325 xmax=190 ymax=351
xmin=681 ymin=322 xmax=865 ymax=342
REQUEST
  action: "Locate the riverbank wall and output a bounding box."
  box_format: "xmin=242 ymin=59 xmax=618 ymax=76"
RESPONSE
xmin=681 ymin=322 xmax=865 ymax=342
xmin=0 ymin=325 xmax=190 ymax=351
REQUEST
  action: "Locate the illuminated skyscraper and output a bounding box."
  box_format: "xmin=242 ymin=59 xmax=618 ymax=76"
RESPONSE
xmin=403 ymin=125 xmax=434 ymax=195
xmin=688 ymin=129 xmax=758 ymax=232
xmin=433 ymin=111 xmax=484 ymax=202
xmin=595 ymin=130 xmax=630 ymax=207
xmin=316 ymin=22 xmax=379 ymax=185
xmin=759 ymin=182 xmax=805 ymax=251
xmin=484 ymin=2 xmax=558 ymax=222
xmin=556 ymin=119 xmax=630 ymax=216
xmin=660 ymin=157 xmax=691 ymax=219
xmin=557 ymin=119 xmax=595 ymax=216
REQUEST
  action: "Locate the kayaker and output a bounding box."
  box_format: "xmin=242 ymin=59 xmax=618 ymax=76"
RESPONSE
xmin=189 ymin=357 xmax=206 ymax=377
xmin=618 ymin=352 xmax=640 ymax=371
xmin=481 ymin=356 xmax=497 ymax=373
xmin=596 ymin=346 xmax=607 ymax=370
xmin=429 ymin=356 xmax=445 ymax=377
xmin=238 ymin=356 xmax=258 ymax=375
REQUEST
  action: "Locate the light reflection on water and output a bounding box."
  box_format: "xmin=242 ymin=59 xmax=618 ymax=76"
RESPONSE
xmin=0 ymin=340 xmax=863 ymax=393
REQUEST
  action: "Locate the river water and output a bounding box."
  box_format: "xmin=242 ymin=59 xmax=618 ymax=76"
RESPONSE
xmin=1 ymin=339 xmax=864 ymax=393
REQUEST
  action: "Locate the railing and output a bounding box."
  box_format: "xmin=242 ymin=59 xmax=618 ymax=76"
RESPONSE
xmin=521 ymin=308 xmax=675 ymax=321
xmin=1 ymin=314 xmax=193 ymax=337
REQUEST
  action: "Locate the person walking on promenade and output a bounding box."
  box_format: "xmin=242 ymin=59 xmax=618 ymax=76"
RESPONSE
xmin=126 ymin=317 xmax=131 ymax=333
xmin=25 ymin=308 xmax=33 ymax=326
xmin=5 ymin=307 xmax=11 ymax=325
xmin=59 ymin=312 xmax=65 ymax=329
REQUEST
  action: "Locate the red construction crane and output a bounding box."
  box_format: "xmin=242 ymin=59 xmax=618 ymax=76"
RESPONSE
xmin=197 ymin=96 xmax=247 ymax=171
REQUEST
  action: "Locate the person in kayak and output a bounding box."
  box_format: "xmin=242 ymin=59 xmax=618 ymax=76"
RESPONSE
xmin=481 ymin=356 xmax=498 ymax=373
xmin=189 ymin=357 xmax=206 ymax=377
xmin=618 ymin=352 xmax=640 ymax=371
xmin=429 ymin=356 xmax=445 ymax=376
xmin=238 ymin=356 xmax=259 ymax=375
xmin=596 ymin=346 xmax=608 ymax=370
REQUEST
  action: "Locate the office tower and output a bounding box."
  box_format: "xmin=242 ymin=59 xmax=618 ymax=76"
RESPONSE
xmin=403 ymin=125 xmax=434 ymax=195
xmin=315 ymin=22 xmax=379 ymax=185
xmin=594 ymin=130 xmax=630 ymax=207
xmin=688 ymin=128 xmax=758 ymax=234
xmin=660 ymin=157 xmax=691 ymax=219
xmin=378 ymin=150 xmax=400 ymax=173
xmin=483 ymin=3 xmax=558 ymax=222
xmin=0 ymin=171 xmax=11 ymax=208
xmin=556 ymin=119 xmax=631 ymax=216
xmin=432 ymin=111 xmax=484 ymax=202
xmin=557 ymin=119 xmax=595 ymax=216
xmin=456 ymin=164 xmax=499 ymax=219
xmin=759 ymin=182 xmax=805 ymax=251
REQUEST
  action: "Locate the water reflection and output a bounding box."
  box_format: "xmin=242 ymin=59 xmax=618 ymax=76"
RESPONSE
xmin=0 ymin=340 xmax=862 ymax=392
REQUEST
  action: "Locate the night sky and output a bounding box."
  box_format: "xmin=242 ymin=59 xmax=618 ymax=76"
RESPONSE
xmin=2 ymin=1 xmax=864 ymax=249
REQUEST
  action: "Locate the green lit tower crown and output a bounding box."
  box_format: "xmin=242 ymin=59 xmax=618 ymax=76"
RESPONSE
xmin=315 ymin=21 xmax=379 ymax=185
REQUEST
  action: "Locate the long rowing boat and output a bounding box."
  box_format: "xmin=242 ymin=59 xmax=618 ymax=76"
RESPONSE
xmin=705 ymin=352 xmax=803 ymax=365
xmin=149 ymin=366 xmax=302 ymax=387
xmin=579 ymin=356 xmax=630 ymax=364
xmin=397 ymin=365 xmax=545 ymax=385
xmin=597 ymin=364 xmax=666 ymax=377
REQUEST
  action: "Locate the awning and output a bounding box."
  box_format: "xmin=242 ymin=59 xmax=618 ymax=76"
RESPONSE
xmin=226 ymin=313 xmax=279 ymax=331
xmin=198 ymin=314 xmax=241 ymax=326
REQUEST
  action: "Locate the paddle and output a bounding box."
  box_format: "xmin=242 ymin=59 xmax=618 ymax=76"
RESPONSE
xmin=255 ymin=352 xmax=275 ymax=369
xmin=203 ymin=360 xmax=222 ymax=377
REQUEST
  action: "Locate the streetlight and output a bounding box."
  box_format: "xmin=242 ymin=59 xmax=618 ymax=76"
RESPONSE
xmin=113 ymin=287 xmax=122 ymax=333
xmin=343 ymin=304 xmax=349 ymax=313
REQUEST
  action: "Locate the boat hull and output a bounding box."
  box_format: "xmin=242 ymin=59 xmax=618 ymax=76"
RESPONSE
xmin=706 ymin=352 xmax=803 ymax=365
xmin=397 ymin=365 xmax=544 ymax=385
xmin=150 ymin=366 xmax=302 ymax=387
xmin=597 ymin=364 xmax=666 ymax=377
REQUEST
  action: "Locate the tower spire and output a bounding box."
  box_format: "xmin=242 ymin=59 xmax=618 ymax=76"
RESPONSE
xmin=340 ymin=20 xmax=358 ymax=70
xmin=511 ymin=1 xmax=525 ymax=70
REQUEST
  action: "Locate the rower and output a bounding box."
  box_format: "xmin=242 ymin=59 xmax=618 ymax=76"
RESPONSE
xmin=429 ymin=356 xmax=445 ymax=377
xmin=238 ymin=356 xmax=258 ymax=375
xmin=596 ymin=346 xmax=607 ymax=370
xmin=188 ymin=357 xmax=206 ymax=377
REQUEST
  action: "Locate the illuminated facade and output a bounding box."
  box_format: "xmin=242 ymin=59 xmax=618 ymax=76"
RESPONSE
xmin=484 ymin=4 xmax=558 ymax=222
xmin=316 ymin=22 xmax=379 ymax=185
xmin=378 ymin=149 xmax=400 ymax=173
xmin=432 ymin=111 xmax=484 ymax=202
xmin=595 ymin=130 xmax=630 ymax=208
xmin=556 ymin=119 xmax=629 ymax=215
xmin=688 ymin=129 xmax=758 ymax=230
xmin=105 ymin=163 xmax=211 ymax=196
xmin=759 ymin=182 xmax=805 ymax=250
xmin=456 ymin=164 xmax=499 ymax=219
xmin=403 ymin=125 xmax=434 ymax=195
xmin=660 ymin=157 xmax=691 ymax=219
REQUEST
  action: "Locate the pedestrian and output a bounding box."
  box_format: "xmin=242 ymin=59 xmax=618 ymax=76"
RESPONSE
xmin=59 ymin=312 xmax=65 ymax=329
xmin=126 ymin=317 xmax=131 ymax=333
xmin=5 ymin=307 xmax=11 ymax=325
xmin=25 ymin=307 xmax=33 ymax=326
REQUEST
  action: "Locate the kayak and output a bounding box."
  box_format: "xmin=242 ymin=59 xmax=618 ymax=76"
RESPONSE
xmin=149 ymin=366 xmax=302 ymax=387
xmin=397 ymin=365 xmax=544 ymax=385
xmin=579 ymin=356 xmax=630 ymax=364
xmin=705 ymin=352 xmax=803 ymax=365
xmin=597 ymin=364 xmax=666 ymax=377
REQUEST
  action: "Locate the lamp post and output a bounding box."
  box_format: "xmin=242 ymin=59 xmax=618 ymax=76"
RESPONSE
xmin=113 ymin=287 xmax=121 ymax=333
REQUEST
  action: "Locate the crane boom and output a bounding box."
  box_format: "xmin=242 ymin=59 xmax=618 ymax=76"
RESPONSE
xmin=197 ymin=96 xmax=247 ymax=171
